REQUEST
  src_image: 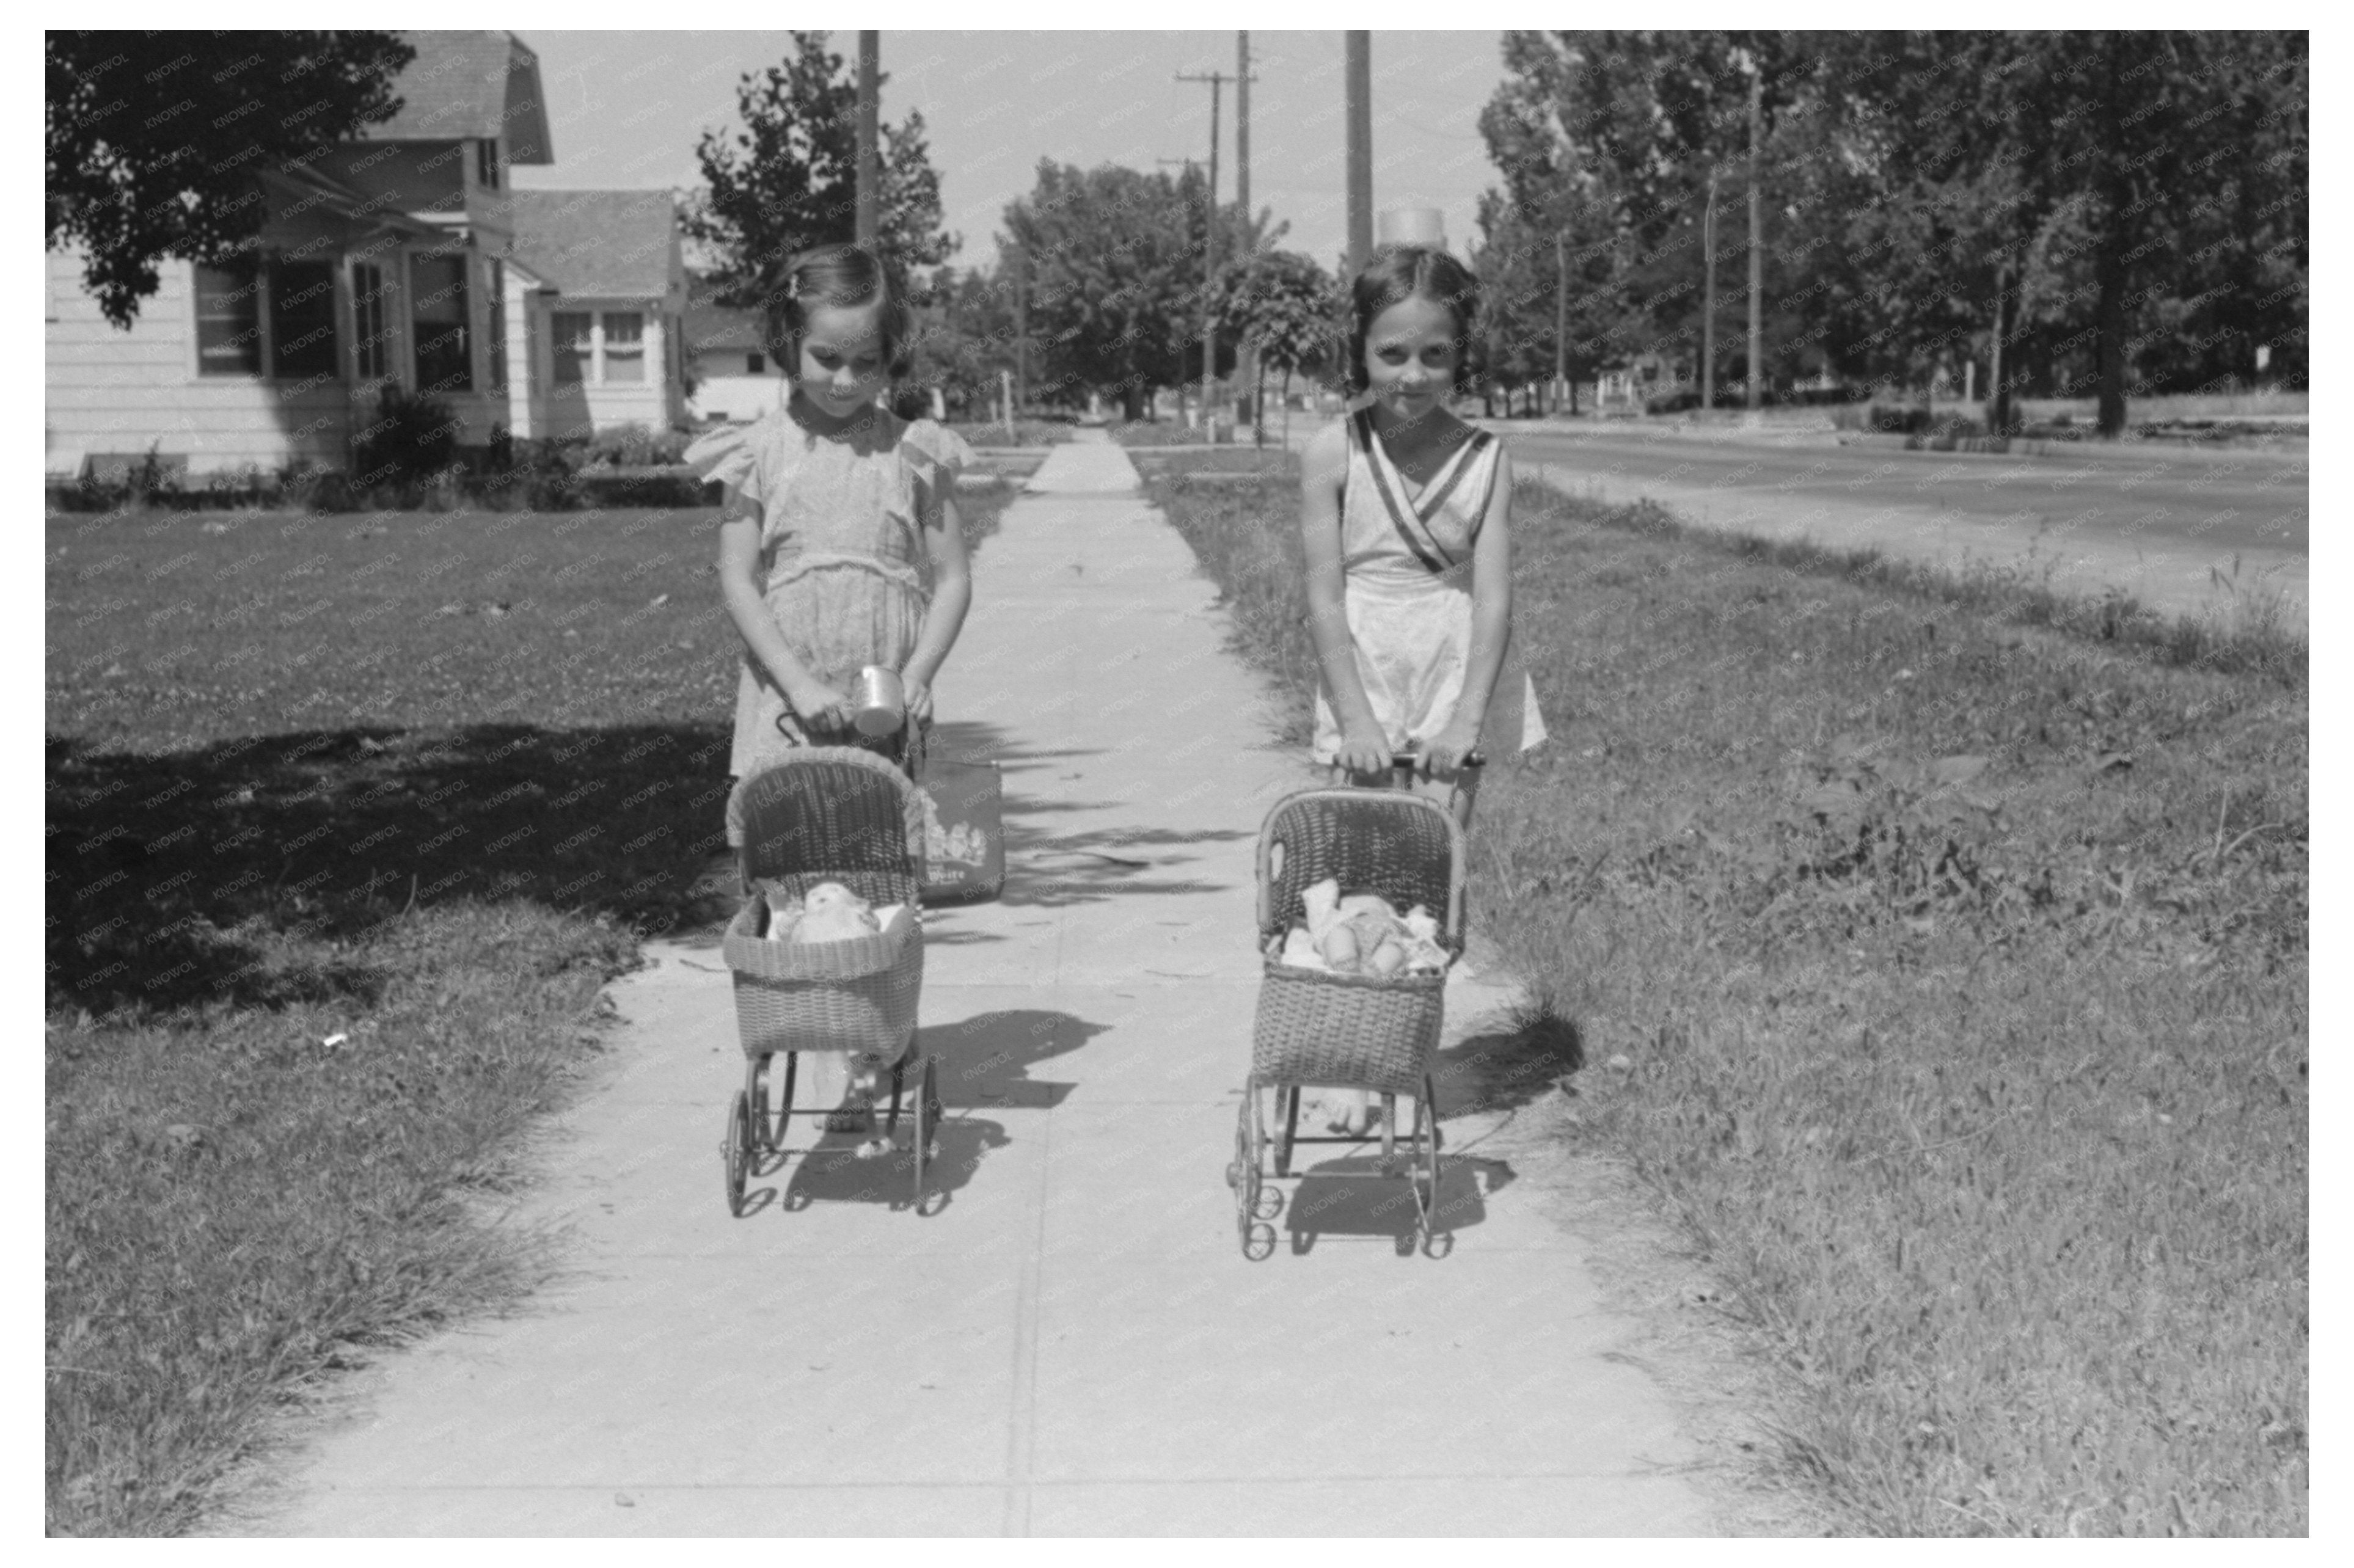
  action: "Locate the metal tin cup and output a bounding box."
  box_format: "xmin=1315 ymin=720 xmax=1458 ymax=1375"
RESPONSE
xmin=851 ymin=666 xmax=906 ymax=737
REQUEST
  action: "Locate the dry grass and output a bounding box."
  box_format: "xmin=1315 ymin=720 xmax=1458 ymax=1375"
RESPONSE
xmin=1143 ymin=461 xmax=2308 ymax=1537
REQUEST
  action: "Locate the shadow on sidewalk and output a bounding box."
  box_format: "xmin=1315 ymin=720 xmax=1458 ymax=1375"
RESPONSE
xmin=921 ymin=1006 xmax=1108 ymax=1111
xmin=737 ymin=1115 xmax=1010 ymax=1217
xmin=726 ymin=1007 xmax=1109 ymax=1216
xmin=1278 ymin=1151 xmax=1513 ymax=1255
xmin=924 ymin=718 xmax=1257 ymax=924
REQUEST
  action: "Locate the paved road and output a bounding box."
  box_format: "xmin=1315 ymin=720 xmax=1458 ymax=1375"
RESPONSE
xmin=221 ymin=432 xmax=1735 ymax=1537
xmin=1500 ymin=423 xmax=2308 ymax=621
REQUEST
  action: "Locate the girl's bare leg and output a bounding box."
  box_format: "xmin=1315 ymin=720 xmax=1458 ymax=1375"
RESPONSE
xmin=805 ymin=1054 xmax=867 ymax=1133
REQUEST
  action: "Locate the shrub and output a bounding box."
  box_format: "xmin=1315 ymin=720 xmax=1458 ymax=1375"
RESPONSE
xmin=580 ymin=423 xmax=692 ymax=469
xmin=353 ymin=385 xmax=460 ymax=487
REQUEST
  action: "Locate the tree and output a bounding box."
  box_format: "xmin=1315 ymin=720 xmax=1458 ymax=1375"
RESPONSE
xmin=1820 ymin=32 xmax=2307 ymax=433
xmin=1001 ymin=161 xmax=1205 ymax=420
xmin=681 ymin=32 xmax=957 ymax=357
xmin=1479 ymin=31 xmax=1828 ymax=406
xmin=1210 ymin=249 xmax=1336 ymax=446
xmin=912 ymin=263 xmax=1022 ymax=420
xmin=46 ymin=31 xmax=415 ymax=327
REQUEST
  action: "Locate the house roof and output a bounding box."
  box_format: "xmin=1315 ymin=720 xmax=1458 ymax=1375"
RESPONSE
xmin=684 ymin=272 xmax=769 ymax=357
xmin=263 ymin=162 xmax=441 ymax=241
xmin=507 ymin=190 xmax=679 ymax=299
xmin=362 ymin=32 xmax=553 ymax=164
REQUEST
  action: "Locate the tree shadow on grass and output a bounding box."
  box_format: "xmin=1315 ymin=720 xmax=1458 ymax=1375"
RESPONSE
xmin=49 ymin=707 xmax=1275 ymax=1018
xmin=48 ymin=721 xmax=737 ymax=1019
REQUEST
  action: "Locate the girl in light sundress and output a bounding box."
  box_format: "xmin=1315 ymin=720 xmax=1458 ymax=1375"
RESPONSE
xmin=1298 ymin=243 xmax=1549 ymax=1134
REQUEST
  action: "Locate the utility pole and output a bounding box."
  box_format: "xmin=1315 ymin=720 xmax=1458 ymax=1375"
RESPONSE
xmin=1010 ymin=239 xmax=1027 ymax=415
xmin=1988 ymin=256 xmax=2009 ymax=433
xmin=1177 ymin=66 xmax=1237 ymax=441
xmin=1344 ymin=32 xmax=1373 ymax=274
xmin=855 ymin=31 xmax=879 ymax=246
xmin=1701 ymin=164 xmax=1717 ymax=418
xmin=1237 ymin=31 xmax=1257 ymax=442
xmin=1745 ymin=58 xmax=1763 ymax=415
xmin=1554 ymin=228 xmax=1568 ymax=414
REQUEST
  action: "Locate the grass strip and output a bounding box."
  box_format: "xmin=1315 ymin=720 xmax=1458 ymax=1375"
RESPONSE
xmin=1141 ymin=461 xmax=2307 ymax=1537
xmin=46 ymin=486 xmax=1016 ymax=1534
xmin=47 ymin=903 xmax=631 ymax=1535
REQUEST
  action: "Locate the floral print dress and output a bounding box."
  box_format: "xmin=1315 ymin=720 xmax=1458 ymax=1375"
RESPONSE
xmin=687 ymin=406 xmax=973 ymax=837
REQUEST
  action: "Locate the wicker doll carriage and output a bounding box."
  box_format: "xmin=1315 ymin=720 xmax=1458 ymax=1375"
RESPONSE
xmin=718 ymin=746 xmax=941 ymax=1216
xmin=1227 ymin=758 xmax=1471 ymax=1259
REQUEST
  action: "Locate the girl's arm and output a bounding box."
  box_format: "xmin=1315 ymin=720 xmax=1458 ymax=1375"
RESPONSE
xmin=1299 ymin=423 xmax=1391 ymax=775
xmin=716 ymin=505 xmax=849 ymax=729
xmin=899 ymin=490 xmax=971 ymax=726
xmin=1425 ymin=444 xmax=1515 ymax=776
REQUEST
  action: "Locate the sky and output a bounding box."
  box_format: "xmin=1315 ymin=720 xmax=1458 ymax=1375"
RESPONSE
xmin=506 ymin=30 xmax=1509 ymax=275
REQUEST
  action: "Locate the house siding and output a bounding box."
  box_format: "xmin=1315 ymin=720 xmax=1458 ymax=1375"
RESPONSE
xmin=525 ymin=294 xmax=674 ymax=440
xmin=45 ymin=253 xmax=351 ymax=473
xmin=48 ymin=249 xmax=515 ymax=473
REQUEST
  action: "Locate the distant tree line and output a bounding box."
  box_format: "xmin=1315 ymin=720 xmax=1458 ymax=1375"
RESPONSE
xmin=1470 ymin=30 xmax=2308 ymax=432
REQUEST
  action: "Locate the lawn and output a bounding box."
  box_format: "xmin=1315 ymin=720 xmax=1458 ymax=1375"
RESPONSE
xmin=45 ymin=481 xmax=1017 ymax=1535
xmin=949 ymin=417 xmax=1076 ymax=448
xmin=1141 ymin=459 xmax=2307 ymax=1537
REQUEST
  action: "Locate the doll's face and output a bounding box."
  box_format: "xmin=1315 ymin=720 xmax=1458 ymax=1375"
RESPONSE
xmin=1361 ymin=294 xmax=1462 ymax=422
xmin=794 ymin=301 xmax=890 ymax=425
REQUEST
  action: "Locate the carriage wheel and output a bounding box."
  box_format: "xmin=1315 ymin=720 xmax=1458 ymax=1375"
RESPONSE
xmin=1231 ymin=1083 xmax=1266 ymax=1256
xmin=723 ymin=1090 xmax=753 ymax=1216
xmin=1414 ymin=1073 xmax=1450 ymax=1258
xmin=912 ymin=1057 xmax=941 ymax=1208
xmin=748 ymin=1054 xmax=773 ymax=1155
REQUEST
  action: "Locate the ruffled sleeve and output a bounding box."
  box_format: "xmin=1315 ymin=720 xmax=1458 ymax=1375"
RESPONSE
xmin=901 ymin=418 xmax=974 ymax=521
xmin=684 ymin=418 xmax=769 ymax=511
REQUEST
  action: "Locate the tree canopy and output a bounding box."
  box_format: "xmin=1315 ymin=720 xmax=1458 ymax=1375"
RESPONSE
xmin=1477 ymin=30 xmax=2308 ymax=430
xmin=1000 ymin=161 xmax=1212 ymax=419
xmin=681 ymin=32 xmax=957 ymax=355
xmin=46 ymin=31 xmax=416 ymax=327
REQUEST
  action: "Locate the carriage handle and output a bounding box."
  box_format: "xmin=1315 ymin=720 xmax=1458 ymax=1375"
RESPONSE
xmin=1387 ymin=746 xmax=1485 ymax=775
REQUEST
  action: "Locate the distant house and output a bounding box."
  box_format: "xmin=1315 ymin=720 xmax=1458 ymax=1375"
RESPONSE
xmin=42 ymin=32 xmax=678 ymax=478
xmin=503 ymin=190 xmax=688 ymax=441
xmin=682 ymin=271 xmax=784 ymax=424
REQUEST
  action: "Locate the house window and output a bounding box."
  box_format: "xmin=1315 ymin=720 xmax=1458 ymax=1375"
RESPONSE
xmin=352 ymin=260 xmax=392 ymax=381
xmin=268 ymin=258 xmax=340 ymax=381
xmin=603 ymin=312 xmax=645 ymax=383
xmin=552 ymin=311 xmax=592 ymax=385
xmin=486 ymin=260 xmax=507 ymax=393
xmin=747 ymin=352 xmax=765 ymax=374
xmin=475 ymin=139 xmax=499 ymax=190
xmin=195 ymin=260 xmax=263 ymax=376
xmin=410 ymin=253 xmax=471 ymax=393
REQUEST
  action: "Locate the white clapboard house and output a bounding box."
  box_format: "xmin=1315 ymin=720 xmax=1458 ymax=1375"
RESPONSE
xmin=45 ymin=31 xmax=685 ymax=481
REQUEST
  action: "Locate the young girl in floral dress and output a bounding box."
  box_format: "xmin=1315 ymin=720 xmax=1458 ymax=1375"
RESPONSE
xmin=687 ymin=242 xmax=974 ymax=1129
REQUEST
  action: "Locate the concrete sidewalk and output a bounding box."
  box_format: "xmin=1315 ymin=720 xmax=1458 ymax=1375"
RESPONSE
xmin=227 ymin=429 xmax=1725 ymax=1537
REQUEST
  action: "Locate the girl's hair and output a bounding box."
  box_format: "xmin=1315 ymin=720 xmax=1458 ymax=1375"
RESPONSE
xmin=1345 ymin=244 xmax=1482 ymax=395
xmin=769 ymin=242 xmax=913 ymax=379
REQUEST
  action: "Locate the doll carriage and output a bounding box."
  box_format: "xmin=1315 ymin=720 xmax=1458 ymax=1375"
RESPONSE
xmin=718 ymin=745 xmax=943 ymax=1216
xmin=1226 ymin=751 xmax=1475 ymax=1260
